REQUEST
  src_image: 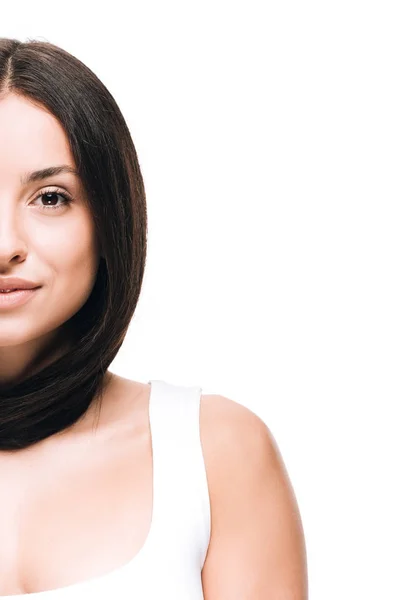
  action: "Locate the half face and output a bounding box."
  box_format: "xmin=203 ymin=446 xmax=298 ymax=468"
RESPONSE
xmin=0 ymin=93 xmax=101 ymax=383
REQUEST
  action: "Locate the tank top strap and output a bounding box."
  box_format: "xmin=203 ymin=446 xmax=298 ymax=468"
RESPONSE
xmin=146 ymin=379 xmax=211 ymax=569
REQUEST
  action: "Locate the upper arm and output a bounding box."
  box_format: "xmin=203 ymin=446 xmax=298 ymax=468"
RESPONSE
xmin=200 ymin=393 xmax=308 ymax=600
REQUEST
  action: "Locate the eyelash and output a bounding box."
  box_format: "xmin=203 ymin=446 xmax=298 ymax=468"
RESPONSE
xmin=31 ymin=187 xmax=74 ymax=212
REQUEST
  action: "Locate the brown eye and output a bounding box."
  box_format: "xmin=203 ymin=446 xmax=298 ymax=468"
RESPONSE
xmin=31 ymin=189 xmax=73 ymax=212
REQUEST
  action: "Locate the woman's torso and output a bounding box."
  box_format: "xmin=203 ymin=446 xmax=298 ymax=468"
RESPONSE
xmin=0 ymin=374 xmax=212 ymax=597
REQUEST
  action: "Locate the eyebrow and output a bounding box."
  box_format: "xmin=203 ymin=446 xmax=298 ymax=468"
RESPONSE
xmin=20 ymin=165 xmax=79 ymax=185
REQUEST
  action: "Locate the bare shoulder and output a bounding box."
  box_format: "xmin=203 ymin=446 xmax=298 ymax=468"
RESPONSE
xmin=199 ymin=393 xmax=308 ymax=600
xmin=199 ymin=392 xmax=282 ymax=484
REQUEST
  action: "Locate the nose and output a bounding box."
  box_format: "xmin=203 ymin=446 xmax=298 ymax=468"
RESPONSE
xmin=0 ymin=211 xmax=28 ymax=271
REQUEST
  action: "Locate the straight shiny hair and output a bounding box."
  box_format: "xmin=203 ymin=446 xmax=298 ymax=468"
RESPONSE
xmin=0 ymin=38 xmax=147 ymax=451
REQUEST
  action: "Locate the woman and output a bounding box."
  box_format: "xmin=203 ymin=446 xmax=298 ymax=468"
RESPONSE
xmin=0 ymin=38 xmax=308 ymax=598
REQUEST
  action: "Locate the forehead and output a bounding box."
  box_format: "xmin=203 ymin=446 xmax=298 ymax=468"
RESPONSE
xmin=0 ymin=94 xmax=75 ymax=182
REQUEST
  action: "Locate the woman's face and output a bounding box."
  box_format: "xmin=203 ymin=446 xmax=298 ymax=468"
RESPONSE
xmin=0 ymin=93 xmax=101 ymax=384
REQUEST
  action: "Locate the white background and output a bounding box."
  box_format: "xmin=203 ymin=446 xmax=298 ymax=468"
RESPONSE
xmin=2 ymin=1 xmax=399 ymax=597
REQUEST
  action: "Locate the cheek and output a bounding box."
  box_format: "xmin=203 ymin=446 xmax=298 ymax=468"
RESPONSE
xmin=36 ymin=216 xmax=100 ymax=312
xmin=36 ymin=212 xmax=99 ymax=270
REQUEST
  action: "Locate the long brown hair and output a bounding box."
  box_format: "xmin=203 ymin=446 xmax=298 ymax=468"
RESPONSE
xmin=0 ymin=38 xmax=147 ymax=451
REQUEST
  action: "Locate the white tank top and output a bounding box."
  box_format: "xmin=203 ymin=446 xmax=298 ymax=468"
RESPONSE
xmin=2 ymin=379 xmax=211 ymax=599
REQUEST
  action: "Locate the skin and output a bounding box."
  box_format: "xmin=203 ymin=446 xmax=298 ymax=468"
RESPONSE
xmin=0 ymin=93 xmax=102 ymax=393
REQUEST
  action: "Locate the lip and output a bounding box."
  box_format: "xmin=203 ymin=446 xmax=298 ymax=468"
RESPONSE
xmin=0 ymin=288 xmax=40 ymax=310
xmin=0 ymin=277 xmax=41 ymax=291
